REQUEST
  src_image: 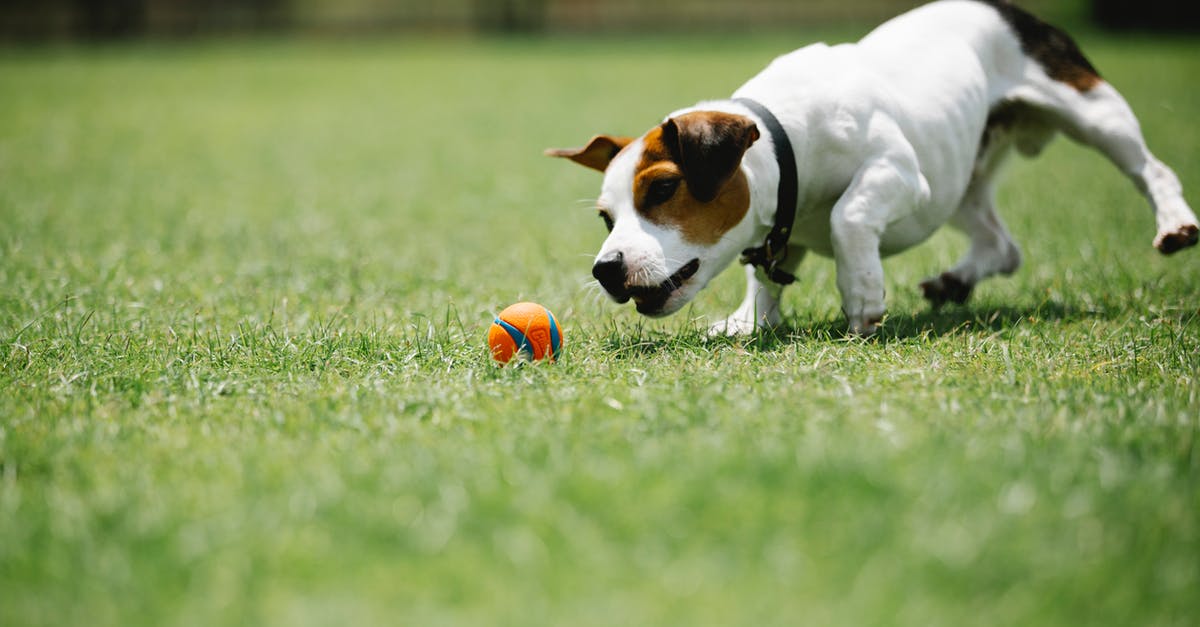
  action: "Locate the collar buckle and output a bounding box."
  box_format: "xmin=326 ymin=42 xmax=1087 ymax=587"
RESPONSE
xmin=733 ymin=97 xmax=799 ymax=287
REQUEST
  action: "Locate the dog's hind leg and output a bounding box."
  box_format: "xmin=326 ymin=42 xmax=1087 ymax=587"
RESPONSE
xmin=983 ymin=0 xmax=1197 ymax=253
xmin=924 ymin=67 xmax=1198 ymax=307
xmin=1012 ymin=78 xmax=1198 ymax=253
xmin=921 ymin=116 xmax=1030 ymax=308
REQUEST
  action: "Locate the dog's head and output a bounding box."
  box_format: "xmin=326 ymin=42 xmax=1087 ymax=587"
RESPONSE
xmin=548 ymin=110 xmax=762 ymax=316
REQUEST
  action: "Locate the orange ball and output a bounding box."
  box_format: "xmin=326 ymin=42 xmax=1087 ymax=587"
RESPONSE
xmin=488 ymin=302 xmax=563 ymax=364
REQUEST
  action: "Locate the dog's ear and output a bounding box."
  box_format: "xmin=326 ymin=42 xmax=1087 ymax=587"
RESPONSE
xmin=545 ymin=135 xmax=633 ymax=173
xmin=661 ymin=112 xmax=759 ymax=202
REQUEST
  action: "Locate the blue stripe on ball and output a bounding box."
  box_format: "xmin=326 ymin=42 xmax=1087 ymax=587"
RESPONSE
xmin=495 ymin=317 xmax=534 ymax=359
xmin=545 ymin=308 xmax=561 ymax=359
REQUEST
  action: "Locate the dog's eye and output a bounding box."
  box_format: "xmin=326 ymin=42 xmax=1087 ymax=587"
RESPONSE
xmin=598 ymin=210 xmax=614 ymax=232
xmin=644 ymin=177 xmax=680 ymax=207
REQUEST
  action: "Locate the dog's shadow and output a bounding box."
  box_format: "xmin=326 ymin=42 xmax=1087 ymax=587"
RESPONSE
xmin=763 ymin=298 xmax=1116 ymax=347
xmin=602 ymin=299 xmax=1116 ymax=356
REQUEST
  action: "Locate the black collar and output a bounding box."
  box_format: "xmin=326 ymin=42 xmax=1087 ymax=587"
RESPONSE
xmin=734 ymin=97 xmax=798 ymax=285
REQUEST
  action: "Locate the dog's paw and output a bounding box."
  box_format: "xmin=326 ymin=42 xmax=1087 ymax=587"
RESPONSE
xmin=842 ymin=301 xmax=885 ymax=337
xmin=846 ymin=313 xmax=883 ymax=337
xmin=707 ymin=316 xmax=759 ymax=337
xmin=919 ymin=272 xmax=973 ymax=309
xmin=1154 ymin=223 xmax=1199 ymax=255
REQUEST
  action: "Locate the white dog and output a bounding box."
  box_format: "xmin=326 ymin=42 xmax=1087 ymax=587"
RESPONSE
xmin=548 ymin=0 xmax=1197 ymax=335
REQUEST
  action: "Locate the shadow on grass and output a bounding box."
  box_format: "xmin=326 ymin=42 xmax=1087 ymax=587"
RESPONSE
xmin=599 ymin=298 xmax=1122 ymax=357
xmin=774 ymin=298 xmax=1116 ymax=346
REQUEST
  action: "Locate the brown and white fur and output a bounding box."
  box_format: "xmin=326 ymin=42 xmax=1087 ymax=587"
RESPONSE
xmin=548 ymin=0 xmax=1198 ymax=335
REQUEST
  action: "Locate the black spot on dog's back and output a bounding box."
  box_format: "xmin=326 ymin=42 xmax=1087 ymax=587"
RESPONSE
xmin=976 ymin=0 xmax=1101 ymax=91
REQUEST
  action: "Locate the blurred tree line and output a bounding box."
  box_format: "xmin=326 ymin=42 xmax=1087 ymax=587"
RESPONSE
xmin=1 ymin=0 xmax=1196 ymax=41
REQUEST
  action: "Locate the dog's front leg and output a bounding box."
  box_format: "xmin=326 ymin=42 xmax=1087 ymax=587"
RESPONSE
xmin=707 ymin=257 xmax=794 ymax=336
xmin=832 ymin=156 xmax=927 ymax=336
xmin=708 ymin=265 xmax=781 ymax=336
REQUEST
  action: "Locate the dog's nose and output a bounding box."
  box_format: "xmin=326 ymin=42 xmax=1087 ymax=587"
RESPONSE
xmin=592 ymin=252 xmax=630 ymax=303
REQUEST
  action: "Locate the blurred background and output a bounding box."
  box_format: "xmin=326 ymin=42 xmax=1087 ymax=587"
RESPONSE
xmin=1 ymin=0 xmax=1197 ymax=42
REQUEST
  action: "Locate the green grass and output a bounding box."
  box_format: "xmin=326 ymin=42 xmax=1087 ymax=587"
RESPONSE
xmin=2 ymin=29 xmax=1199 ymax=627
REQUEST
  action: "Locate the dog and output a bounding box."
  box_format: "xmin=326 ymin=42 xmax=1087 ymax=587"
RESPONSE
xmin=547 ymin=0 xmax=1198 ymax=336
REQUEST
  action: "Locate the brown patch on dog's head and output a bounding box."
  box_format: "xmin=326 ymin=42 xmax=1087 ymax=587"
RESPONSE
xmin=545 ymin=135 xmax=634 ymax=172
xmin=632 ymin=111 xmax=759 ymax=245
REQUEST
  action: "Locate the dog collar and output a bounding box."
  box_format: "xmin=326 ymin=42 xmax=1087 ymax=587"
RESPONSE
xmin=734 ymin=97 xmax=798 ymax=286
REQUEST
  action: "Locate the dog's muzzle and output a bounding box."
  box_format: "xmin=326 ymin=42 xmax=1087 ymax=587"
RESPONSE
xmin=592 ymin=252 xmax=632 ymax=303
xmin=592 ymin=254 xmax=700 ymax=315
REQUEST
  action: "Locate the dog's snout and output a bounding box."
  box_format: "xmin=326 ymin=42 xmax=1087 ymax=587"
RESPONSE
xmin=592 ymin=252 xmax=630 ymax=303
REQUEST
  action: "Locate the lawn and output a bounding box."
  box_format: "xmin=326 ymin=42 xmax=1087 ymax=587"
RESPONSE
xmin=1 ymin=27 xmax=1198 ymax=627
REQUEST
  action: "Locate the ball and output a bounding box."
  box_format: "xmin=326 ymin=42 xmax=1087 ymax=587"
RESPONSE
xmin=488 ymin=302 xmax=563 ymax=364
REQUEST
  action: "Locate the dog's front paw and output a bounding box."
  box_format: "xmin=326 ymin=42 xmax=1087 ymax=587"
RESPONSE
xmin=1154 ymin=223 xmax=1199 ymax=255
xmin=842 ymin=301 xmax=885 ymax=337
xmin=846 ymin=313 xmax=883 ymax=336
xmin=919 ymin=272 xmax=973 ymax=309
xmin=707 ymin=316 xmax=760 ymax=337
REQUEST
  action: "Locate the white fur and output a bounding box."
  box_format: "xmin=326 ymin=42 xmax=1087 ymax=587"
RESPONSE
xmin=592 ymin=0 xmax=1197 ymax=334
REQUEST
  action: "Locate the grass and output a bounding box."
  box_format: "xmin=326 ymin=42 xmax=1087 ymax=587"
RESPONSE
xmin=1 ymin=27 xmax=1199 ymax=627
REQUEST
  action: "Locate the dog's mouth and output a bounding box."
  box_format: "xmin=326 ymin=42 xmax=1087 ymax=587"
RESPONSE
xmin=627 ymin=258 xmax=700 ymax=315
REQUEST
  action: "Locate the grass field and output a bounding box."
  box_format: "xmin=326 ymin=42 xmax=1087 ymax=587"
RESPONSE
xmin=1 ymin=27 xmax=1198 ymax=627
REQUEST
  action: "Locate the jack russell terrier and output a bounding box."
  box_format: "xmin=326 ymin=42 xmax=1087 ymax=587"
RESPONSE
xmin=548 ymin=0 xmax=1197 ymax=336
